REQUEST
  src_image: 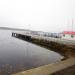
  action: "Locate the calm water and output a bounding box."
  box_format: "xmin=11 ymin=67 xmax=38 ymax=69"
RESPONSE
xmin=0 ymin=30 xmax=62 ymax=75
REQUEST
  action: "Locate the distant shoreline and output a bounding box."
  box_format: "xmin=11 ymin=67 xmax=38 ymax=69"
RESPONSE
xmin=0 ymin=27 xmax=28 ymax=31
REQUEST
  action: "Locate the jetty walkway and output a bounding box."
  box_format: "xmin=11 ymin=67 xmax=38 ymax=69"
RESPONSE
xmin=12 ymin=32 xmax=75 ymax=45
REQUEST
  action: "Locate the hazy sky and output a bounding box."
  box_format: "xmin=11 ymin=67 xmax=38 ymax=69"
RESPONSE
xmin=0 ymin=0 xmax=75 ymax=32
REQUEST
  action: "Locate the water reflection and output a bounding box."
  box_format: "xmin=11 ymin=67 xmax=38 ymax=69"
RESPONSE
xmin=0 ymin=30 xmax=62 ymax=75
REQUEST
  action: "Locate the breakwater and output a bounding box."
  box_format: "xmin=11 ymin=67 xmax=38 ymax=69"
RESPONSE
xmin=12 ymin=33 xmax=75 ymax=58
xmin=12 ymin=32 xmax=75 ymax=75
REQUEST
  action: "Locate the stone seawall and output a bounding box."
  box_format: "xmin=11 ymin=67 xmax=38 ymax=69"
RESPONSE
xmin=12 ymin=33 xmax=75 ymax=75
xmin=53 ymin=65 xmax=75 ymax=75
xmin=12 ymin=33 xmax=75 ymax=58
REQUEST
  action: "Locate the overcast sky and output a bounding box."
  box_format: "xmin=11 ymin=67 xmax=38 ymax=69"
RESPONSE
xmin=0 ymin=0 xmax=75 ymax=32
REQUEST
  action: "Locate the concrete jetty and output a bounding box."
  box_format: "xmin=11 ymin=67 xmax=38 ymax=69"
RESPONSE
xmin=12 ymin=32 xmax=75 ymax=57
xmin=12 ymin=32 xmax=75 ymax=45
xmin=12 ymin=32 xmax=75 ymax=75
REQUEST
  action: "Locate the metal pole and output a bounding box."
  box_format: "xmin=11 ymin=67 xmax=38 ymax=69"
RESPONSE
xmin=72 ymin=19 xmax=74 ymax=32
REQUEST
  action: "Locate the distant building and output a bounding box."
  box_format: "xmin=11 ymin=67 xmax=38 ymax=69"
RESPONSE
xmin=61 ymin=31 xmax=75 ymax=40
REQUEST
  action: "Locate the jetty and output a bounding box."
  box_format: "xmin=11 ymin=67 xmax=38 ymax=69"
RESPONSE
xmin=11 ymin=32 xmax=75 ymax=75
xmin=12 ymin=32 xmax=75 ymax=57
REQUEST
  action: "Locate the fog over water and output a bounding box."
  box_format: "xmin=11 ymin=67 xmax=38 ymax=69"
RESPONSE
xmin=0 ymin=0 xmax=75 ymax=32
